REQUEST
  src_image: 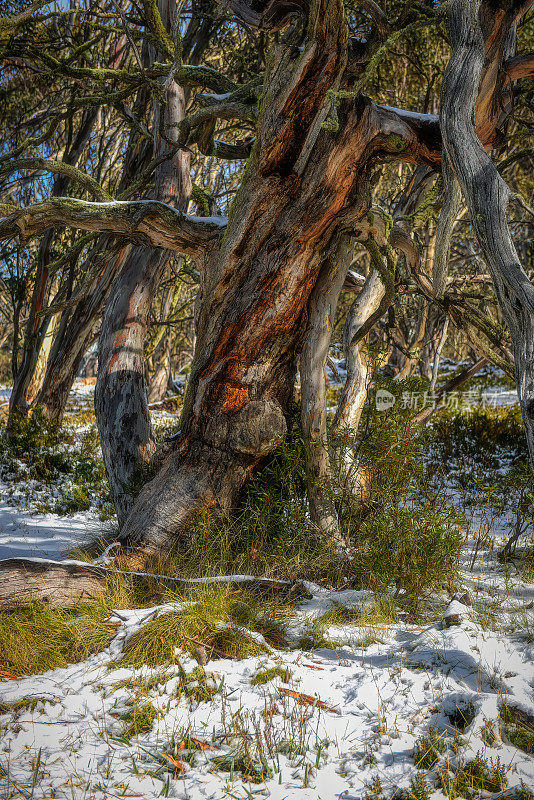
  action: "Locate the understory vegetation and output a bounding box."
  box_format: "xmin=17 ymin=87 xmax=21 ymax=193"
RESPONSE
xmin=0 ymin=380 xmax=532 ymax=800
xmin=0 ymin=369 xmax=532 ymax=680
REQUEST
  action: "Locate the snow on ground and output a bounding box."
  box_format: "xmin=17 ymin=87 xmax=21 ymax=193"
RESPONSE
xmin=0 ymin=377 xmax=532 ymax=799
xmin=0 ymin=503 xmax=99 ymax=560
xmin=0 ymin=544 xmax=533 ymax=799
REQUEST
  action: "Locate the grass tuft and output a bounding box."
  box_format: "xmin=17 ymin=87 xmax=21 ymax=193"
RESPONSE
xmin=413 ymin=726 xmax=447 ymax=769
xmin=251 ymin=665 xmax=292 ymax=685
xmin=438 ymin=753 xmax=507 ymax=799
xmin=121 ymin=699 xmax=159 ymax=738
xmin=117 ymin=585 xmax=273 ymax=668
xmin=0 ymin=600 xmax=117 ymax=675
xmin=501 ymin=704 xmax=534 ymax=754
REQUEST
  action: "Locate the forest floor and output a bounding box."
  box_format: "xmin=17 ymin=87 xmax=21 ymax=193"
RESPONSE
xmin=0 ymin=367 xmax=533 ymax=800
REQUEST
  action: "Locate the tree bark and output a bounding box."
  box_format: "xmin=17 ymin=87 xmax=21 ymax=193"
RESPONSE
xmin=35 ymin=241 xmax=131 ymax=421
xmin=441 ymin=0 xmax=534 ymax=463
xmin=0 ymin=557 xmax=309 ymax=607
xmin=6 ymin=108 xmax=98 ymax=428
xmin=148 ymin=333 xmax=172 ymax=403
xmin=0 ymin=559 xmax=107 ymax=607
xmin=334 ymin=271 xmax=385 ymax=433
xmin=120 ymin=0 xmax=443 ymax=552
xmin=95 ymin=1 xmax=193 ymax=525
xmin=300 ymin=237 xmax=351 ymax=538
xmin=25 ymin=313 xmax=58 ymax=405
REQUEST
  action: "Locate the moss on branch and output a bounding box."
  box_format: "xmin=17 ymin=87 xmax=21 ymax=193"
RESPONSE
xmin=0 ymin=197 xmax=226 ymax=255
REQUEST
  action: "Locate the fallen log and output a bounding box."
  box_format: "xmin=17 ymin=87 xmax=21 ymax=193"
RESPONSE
xmin=0 ymin=557 xmax=311 ymax=607
xmin=0 ymin=558 xmax=107 ymax=607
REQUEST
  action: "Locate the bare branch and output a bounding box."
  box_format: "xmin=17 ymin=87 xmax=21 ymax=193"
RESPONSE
xmin=0 ymin=198 xmax=226 ymax=255
xmin=0 ymin=158 xmax=112 ymax=201
xmin=0 ymin=0 xmax=48 ymax=32
xmin=503 ymin=52 xmax=534 ymax=82
xmin=441 ymin=0 xmax=534 ymax=459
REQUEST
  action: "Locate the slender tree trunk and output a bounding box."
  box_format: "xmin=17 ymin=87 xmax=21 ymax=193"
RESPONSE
xmin=300 ymin=238 xmax=351 ymax=538
xmin=148 ymin=265 xmax=178 ymax=403
xmin=8 ymin=230 xmax=54 ymax=425
xmin=35 ymin=241 xmax=131 ymax=421
xmin=7 ymin=108 xmax=98 ymax=428
xmin=148 ymin=334 xmax=172 ymax=403
xmin=394 ymin=302 xmax=428 ymax=381
xmin=334 ymin=270 xmax=384 ymax=432
xmin=95 ymin=60 xmax=192 ymax=525
xmin=430 ymin=316 xmax=449 ymax=392
xmin=34 ymin=47 xmax=154 ymax=422
xmin=25 ymin=313 xmax=58 ymax=405
xmin=96 ymin=246 xmax=174 ymax=523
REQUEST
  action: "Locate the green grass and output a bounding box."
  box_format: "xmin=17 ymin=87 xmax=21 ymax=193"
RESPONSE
xmin=175 ymin=664 xmax=221 ymax=704
xmin=297 ymin=629 xmax=340 ymax=652
xmin=0 ymin=600 xmax=117 ymax=675
xmin=0 ymin=408 xmax=112 ymax=517
xmin=413 ymin=726 xmax=447 ymax=769
xmin=211 ymin=752 xmax=271 ymax=783
xmin=317 ymin=597 xmax=399 ymax=627
xmin=251 ymin=665 xmax=292 ymax=685
xmin=393 ymin=774 xmax=431 ymax=800
xmin=111 ymin=671 xmax=174 ymax=696
xmin=502 ymin=705 xmax=534 ymax=754
xmin=116 ymin=584 xmax=275 ymax=668
xmin=0 ymin=696 xmax=41 ymax=715
xmin=438 ymin=754 xmax=507 ymax=799
xmin=297 ymin=597 xmax=399 ymax=651
xmin=481 ymin=718 xmax=498 ymax=746
xmin=121 ymin=700 xmax=159 ymax=738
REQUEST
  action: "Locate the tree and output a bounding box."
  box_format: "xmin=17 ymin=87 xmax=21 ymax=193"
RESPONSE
xmin=0 ymin=0 xmax=532 ymax=556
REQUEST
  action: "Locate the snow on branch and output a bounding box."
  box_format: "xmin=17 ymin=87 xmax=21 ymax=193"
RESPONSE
xmin=0 ymin=198 xmax=227 ymax=255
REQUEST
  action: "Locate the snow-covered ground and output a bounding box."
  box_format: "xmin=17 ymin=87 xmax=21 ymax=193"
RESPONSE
xmin=0 ymin=503 xmax=99 ymax=560
xmin=0 ymin=377 xmax=533 ymax=799
xmin=1 ymin=513 xmax=533 ymax=799
xmin=0 ymin=567 xmax=533 ymax=799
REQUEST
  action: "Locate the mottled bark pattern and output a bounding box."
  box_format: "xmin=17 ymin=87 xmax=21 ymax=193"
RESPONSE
xmin=334 ymin=271 xmax=385 ymax=432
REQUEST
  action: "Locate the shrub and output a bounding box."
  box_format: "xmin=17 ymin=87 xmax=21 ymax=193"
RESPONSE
xmin=0 ymin=410 xmax=110 ymax=516
xmin=1 ymin=407 xmax=73 ymax=480
xmin=350 ymin=502 xmax=464 ymax=601
xmin=329 ymin=378 xmax=465 ymax=604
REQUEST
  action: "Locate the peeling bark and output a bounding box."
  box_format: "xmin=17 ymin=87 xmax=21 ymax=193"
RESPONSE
xmin=118 ymin=3 xmax=447 ymax=552
xmin=96 ymin=82 xmax=192 ymax=525
xmin=95 ymin=0 xmax=199 ymax=525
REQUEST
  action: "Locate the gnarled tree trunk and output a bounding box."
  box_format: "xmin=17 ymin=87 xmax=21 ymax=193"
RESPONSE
xmin=441 ymin=0 xmax=534 ymax=463
xmin=119 ymin=0 xmax=443 ymax=552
